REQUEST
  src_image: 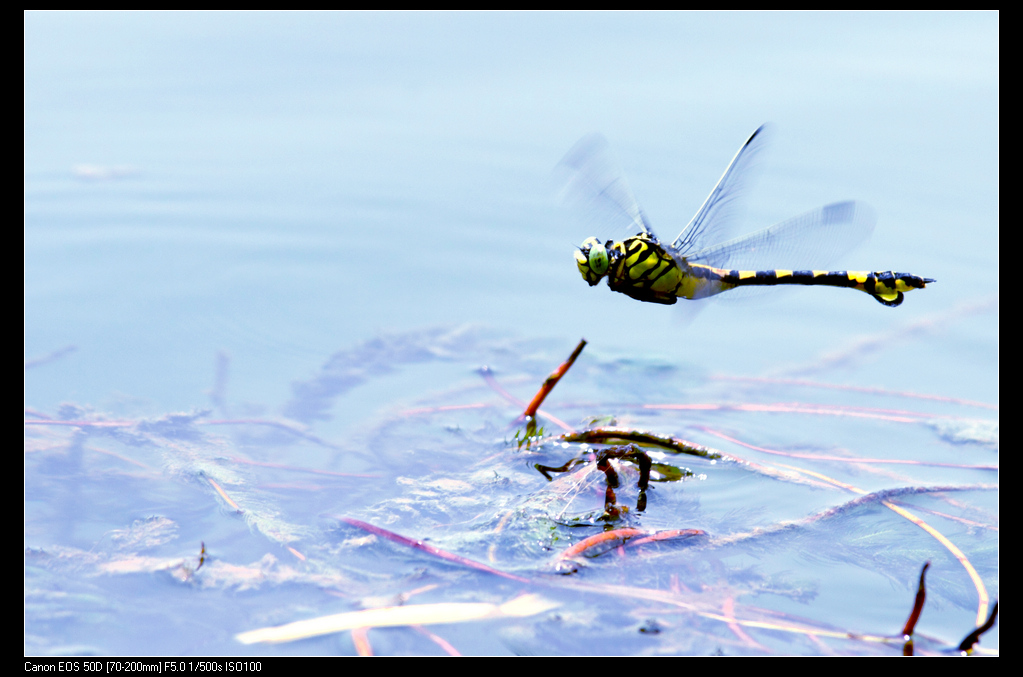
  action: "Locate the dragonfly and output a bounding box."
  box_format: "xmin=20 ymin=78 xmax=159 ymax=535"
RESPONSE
xmin=559 ymin=125 xmax=934 ymax=307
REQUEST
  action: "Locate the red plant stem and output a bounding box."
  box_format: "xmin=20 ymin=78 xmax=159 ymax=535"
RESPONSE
xmin=557 ymin=528 xmax=706 ymax=560
xmin=522 ymin=339 xmax=586 ymax=419
xmin=339 ymin=517 xmax=530 ymax=584
xmin=558 ymin=528 xmax=647 ymax=559
xmin=901 ymin=561 xmax=930 ymax=637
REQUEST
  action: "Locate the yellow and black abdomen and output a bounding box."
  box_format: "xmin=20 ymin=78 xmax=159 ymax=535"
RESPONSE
xmin=706 ymin=267 xmax=934 ymax=307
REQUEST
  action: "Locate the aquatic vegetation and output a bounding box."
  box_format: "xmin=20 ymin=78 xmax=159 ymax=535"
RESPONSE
xmin=25 ymin=326 xmax=997 ymax=655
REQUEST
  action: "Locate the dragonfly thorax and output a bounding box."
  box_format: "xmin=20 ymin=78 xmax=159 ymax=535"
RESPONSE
xmin=575 ymin=236 xmax=613 ymax=286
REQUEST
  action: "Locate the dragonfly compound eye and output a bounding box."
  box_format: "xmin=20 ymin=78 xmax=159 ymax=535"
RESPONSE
xmin=576 ymin=237 xmax=609 ymax=285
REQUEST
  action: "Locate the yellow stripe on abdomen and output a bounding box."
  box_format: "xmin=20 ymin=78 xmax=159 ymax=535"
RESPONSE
xmin=679 ymin=265 xmax=934 ymax=306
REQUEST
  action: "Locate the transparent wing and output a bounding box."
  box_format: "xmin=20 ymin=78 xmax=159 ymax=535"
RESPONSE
xmin=555 ymin=133 xmax=659 ymax=242
xmin=671 ymin=125 xmax=770 ymax=256
xmin=687 ymin=200 xmax=877 ymax=272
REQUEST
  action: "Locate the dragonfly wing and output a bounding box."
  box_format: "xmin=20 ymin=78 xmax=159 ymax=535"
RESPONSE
xmin=687 ymin=200 xmax=877 ymax=271
xmin=555 ymin=133 xmax=657 ymax=241
xmin=672 ymin=125 xmax=770 ymax=256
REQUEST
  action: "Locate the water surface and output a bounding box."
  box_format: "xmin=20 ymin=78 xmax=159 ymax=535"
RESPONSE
xmin=25 ymin=11 xmax=997 ymax=655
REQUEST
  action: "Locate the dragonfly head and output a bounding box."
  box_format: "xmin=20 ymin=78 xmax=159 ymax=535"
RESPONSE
xmin=575 ymin=237 xmax=611 ymax=286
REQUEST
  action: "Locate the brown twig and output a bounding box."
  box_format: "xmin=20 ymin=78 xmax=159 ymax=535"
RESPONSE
xmin=559 ymin=427 xmax=723 ymax=459
xmin=958 ymin=601 xmax=998 ymax=655
xmin=521 ymin=339 xmax=587 ymax=419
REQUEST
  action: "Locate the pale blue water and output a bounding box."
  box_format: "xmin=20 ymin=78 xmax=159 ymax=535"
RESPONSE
xmin=25 ymin=11 xmax=997 ymax=656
